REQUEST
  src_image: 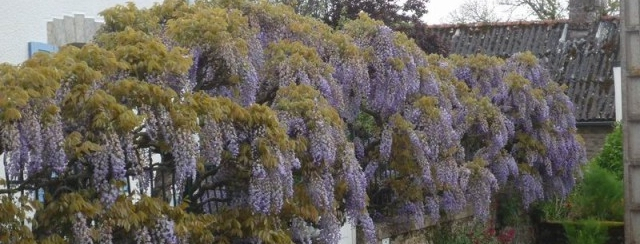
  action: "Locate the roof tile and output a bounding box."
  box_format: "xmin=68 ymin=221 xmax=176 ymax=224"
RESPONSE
xmin=429 ymin=17 xmax=620 ymax=121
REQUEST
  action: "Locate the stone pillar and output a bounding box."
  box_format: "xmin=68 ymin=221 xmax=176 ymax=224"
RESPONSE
xmin=620 ymin=0 xmax=640 ymax=242
xmin=567 ymin=0 xmax=604 ymax=38
xmin=569 ymin=0 xmax=605 ymax=25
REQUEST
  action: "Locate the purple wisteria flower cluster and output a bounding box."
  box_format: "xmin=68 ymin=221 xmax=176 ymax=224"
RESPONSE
xmin=0 ymin=1 xmax=586 ymax=243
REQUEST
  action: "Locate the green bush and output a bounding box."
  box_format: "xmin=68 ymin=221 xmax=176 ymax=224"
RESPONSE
xmin=571 ymin=162 xmax=624 ymax=221
xmin=537 ymin=196 xmax=571 ymax=221
xmin=537 ymin=161 xmax=623 ymax=222
xmin=538 ymin=124 xmax=624 ymax=222
xmin=563 ymin=219 xmax=610 ymax=244
xmin=593 ymin=124 xmax=623 ymax=179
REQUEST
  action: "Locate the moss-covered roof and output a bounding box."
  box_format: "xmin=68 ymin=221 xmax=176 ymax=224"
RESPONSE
xmin=429 ymin=17 xmax=619 ymax=122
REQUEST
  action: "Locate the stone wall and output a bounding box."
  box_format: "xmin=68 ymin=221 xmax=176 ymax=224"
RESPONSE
xmin=359 ymin=124 xmax=613 ymax=244
xmin=358 ymin=208 xmax=475 ymax=244
xmin=577 ymin=124 xmax=615 ymax=160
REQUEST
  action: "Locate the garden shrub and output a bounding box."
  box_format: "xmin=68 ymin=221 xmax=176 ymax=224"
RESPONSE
xmin=537 ymin=195 xmax=572 ymax=221
xmin=570 ymin=162 xmax=624 ymax=221
xmin=594 ymin=124 xmax=623 ymax=179
xmin=563 ymin=219 xmax=609 ymax=244
xmin=538 ymin=124 xmax=624 ymax=223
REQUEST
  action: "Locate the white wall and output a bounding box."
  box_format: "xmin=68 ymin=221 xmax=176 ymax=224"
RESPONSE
xmin=614 ymin=67 xmax=622 ymax=122
xmin=0 ymin=0 xmax=162 ymax=64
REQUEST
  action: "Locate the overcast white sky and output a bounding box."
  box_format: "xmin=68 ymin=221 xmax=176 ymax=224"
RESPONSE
xmin=422 ymin=0 xmax=535 ymax=24
xmin=423 ymin=0 xmax=466 ymax=23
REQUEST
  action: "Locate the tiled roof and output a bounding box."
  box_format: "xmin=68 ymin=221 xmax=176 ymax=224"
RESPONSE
xmin=428 ymin=17 xmax=619 ymax=122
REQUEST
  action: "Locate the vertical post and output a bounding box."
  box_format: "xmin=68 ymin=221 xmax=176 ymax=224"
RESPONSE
xmin=616 ymin=66 xmax=622 ymax=122
xmin=621 ymin=0 xmax=640 ymax=242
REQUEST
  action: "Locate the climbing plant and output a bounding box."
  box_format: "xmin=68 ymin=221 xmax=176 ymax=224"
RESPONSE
xmin=0 ymin=0 xmax=585 ymax=243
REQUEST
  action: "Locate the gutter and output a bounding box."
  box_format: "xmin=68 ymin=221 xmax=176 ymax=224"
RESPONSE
xmin=576 ymin=121 xmax=615 ymax=127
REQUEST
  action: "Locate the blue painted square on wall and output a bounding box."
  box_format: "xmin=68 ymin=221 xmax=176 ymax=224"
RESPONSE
xmin=28 ymin=42 xmax=59 ymax=58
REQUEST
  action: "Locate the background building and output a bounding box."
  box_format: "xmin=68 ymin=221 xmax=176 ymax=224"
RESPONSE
xmin=429 ymin=0 xmax=621 ymax=159
xmin=0 ymin=0 xmax=161 ymax=64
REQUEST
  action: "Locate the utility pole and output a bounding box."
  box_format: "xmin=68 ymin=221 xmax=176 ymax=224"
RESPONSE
xmin=621 ymin=0 xmax=640 ymax=243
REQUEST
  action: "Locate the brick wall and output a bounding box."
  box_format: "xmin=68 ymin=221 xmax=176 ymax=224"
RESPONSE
xmin=577 ymin=124 xmax=615 ymax=160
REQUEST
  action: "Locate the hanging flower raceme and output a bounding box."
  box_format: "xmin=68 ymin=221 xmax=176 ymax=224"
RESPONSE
xmin=273 ymin=84 xmax=375 ymax=243
xmin=344 ymin=15 xmax=422 ymax=120
xmin=502 ymin=53 xmax=586 ymax=203
xmin=0 ymin=1 xmax=589 ymax=243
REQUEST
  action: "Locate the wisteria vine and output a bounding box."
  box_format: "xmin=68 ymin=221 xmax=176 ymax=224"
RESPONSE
xmin=0 ymin=0 xmax=586 ymax=243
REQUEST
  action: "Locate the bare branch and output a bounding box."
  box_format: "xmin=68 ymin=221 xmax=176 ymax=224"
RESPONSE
xmin=447 ymin=0 xmax=502 ymax=24
xmin=497 ymin=0 xmax=567 ymax=20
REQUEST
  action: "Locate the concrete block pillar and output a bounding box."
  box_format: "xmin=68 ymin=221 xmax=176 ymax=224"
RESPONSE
xmin=621 ymin=0 xmax=640 ymax=242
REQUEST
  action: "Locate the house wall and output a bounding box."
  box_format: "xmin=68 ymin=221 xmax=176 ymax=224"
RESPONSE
xmin=0 ymin=0 xmax=161 ymax=64
xmin=577 ymin=124 xmax=616 ymax=159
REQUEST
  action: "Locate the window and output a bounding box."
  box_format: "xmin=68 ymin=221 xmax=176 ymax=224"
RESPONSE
xmin=28 ymin=42 xmax=58 ymax=58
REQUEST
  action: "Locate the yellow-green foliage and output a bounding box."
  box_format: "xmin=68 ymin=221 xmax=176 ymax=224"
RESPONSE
xmin=0 ymin=194 xmax=40 ymax=243
xmin=389 ymin=130 xmax=423 ymax=202
xmin=413 ymin=96 xmax=441 ymax=119
xmin=275 ymin=84 xmax=343 ymax=129
xmin=393 ymin=31 xmax=425 ymax=59
xmin=0 ymin=53 xmax=70 ymax=124
xmin=266 ymin=40 xmax=334 ymax=78
xmin=0 ymin=71 xmax=32 ymax=122
xmin=167 ymin=7 xmax=252 ymax=51
xmin=108 ymin=79 xmax=178 ymax=109
xmin=0 ymin=1 xmax=391 ymax=243
xmin=64 ymin=131 xmax=103 ymax=158
xmin=55 ymin=45 xmax=122 ymax=80
xmin=387 ymin=57 xmax=406 ymax=71
xmin=513 ymin=51 xmax=539 ymax=66
xmin=190 ymin=92 xmax=292 ymax=152
xmin=449 ymin=54 xmax=505 ymax=70
xmin=464 ymin=97 xmax=501 ymax=125
xmin=505 ymin=72 xmax=531 ymax=90
xmin=466 ymin=157 xmax=488 ymax=174
xmin=31 ymin=193 xmax=220 ymax=243
xmin=341 ymin=12 xmax=385 ymax=39
xmin=513 ymin=132 xmax=547 ymax=173
xmin=247 ymin=1 xmax=361 ymax=60
xmin=0 ymin=19 xmax=218 ymax=242
xmin=424 ymin=55 xmax=455 ymax=81
xmin=422 ymin=54 xmax=473 ymax=98
xmin=100 ymin=2 xmax=161 ymax=33
xmin=97 ymin=27 xmax=191 ymax=78
xmin=0 ymin=0 xmax=587 ymax=242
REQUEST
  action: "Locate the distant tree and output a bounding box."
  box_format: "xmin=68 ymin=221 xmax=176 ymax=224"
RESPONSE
xmin=447 ymin=0 xmax=502 ymax=24
xmin=601 ymin=0 xmax=620 ymax=16
xmin=269 ymin=0 xmax=430 ymax=28
xmin=266 ymin=0 xmax=449 ymax=56
xmin=498 ymin=0 xmax=567 ymax=20
xmin=497 ymin=0 xmax=619 ymax=21
xmin=326 ymin=0 xmax=430 ymax=27
xmin=393 ymin=22 xmax=450 ymax=55
xmin=269 ymin=0 xmax=333 ymax=21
